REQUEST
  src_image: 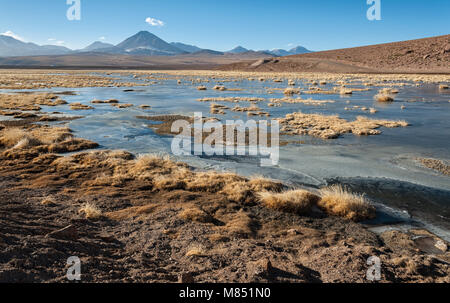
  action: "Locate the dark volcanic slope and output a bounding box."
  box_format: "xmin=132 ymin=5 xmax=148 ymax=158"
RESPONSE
xmin=0 ymin=52 xmax=273 ymax=70
xmin=220 ymin=35 xmax=450 ymax=73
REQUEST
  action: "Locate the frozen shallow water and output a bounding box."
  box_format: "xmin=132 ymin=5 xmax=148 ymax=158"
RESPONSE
xmin=3 ymin=73 xmax=449 ymax=240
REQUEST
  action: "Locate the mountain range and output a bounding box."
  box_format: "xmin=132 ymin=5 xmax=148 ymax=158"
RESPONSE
xmin=227 ymin=45 xmax=311 ymax=56
xmin=0 ymin=31 xmax=313 ymax=57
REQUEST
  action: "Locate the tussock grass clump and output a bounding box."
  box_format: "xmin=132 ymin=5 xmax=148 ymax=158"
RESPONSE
xmin=375 ymin=94 xmax=394 ymax=102
xmin=185 ymin=245 xmax=207 ymax=257
xmin=248 ymin=177 xmax=284 ymax=193
xmin=213 ymin=85 xmax=227 ymax=91
xmin=284 ymin=87 xmax=301 ymax=96
xmin=91 ymin=99 xmax=119 ymax=104
xmin=0 ymin=128 xmax=29 ymax=147
xmin=186 ymin=171 xmax=244 ymax=193
xmin=258 ymin=190 xmax=320 ymax=215
xmin=107 ymin=204 xmax=158 ymax=220
xmin=70 ymin=103 xmax=94 ymax=110
xmin=153 ymin=175 xmax=186 ymax=191
xmin=79 ymin=203 xmax=102 ymax=219
xmin=129 ymin=154 xmax=185 ymax=178
xmin=112 ymin=103 xmax=133 ymax=109
xmin=318 ymin=185 xmax=376 ymax=221
xmin=221 ymin=181 xmax=254 ymax=203
xmin=278 ymin=112 xmax=408 ymax=139
xmin=225 ymin=211 xmax=255 ymax=237
xmin=178 ymin=207 xmax=212 ymax=223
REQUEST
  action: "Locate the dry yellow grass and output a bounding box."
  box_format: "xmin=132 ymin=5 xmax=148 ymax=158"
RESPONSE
xmin=278 ymin=112 xmax=408 ymax=139
xmin=318 ymin=185 xmax=375 ymax=221
xmin=178 ymin=207 xmax=212 ymax=223
xmin=70 ymin=103 xmax=94 ymax=110
xmin=0 ymin=93 xmax=67 ymax=112
xmin=198 ymin=96 xmax=265 ymax=103
xmin=112 ymin=103 xmax=133 ymax=109
xmin=284 ymin=87 xmax=301 ymax=96
xmin=0 ymin=128 xmax=29 ymax=147
xmin=213 ymin=85 xmax=227 ymax=91
xmin=224 ymin=211 xmax=255 ymax=237
xmin=106 ymin=204 xmax=158 ymax=220
xmin=185 ymin=245 xmax=208 ymax=257
xmin=258 ymin=189 xmax=320 ymax=215
xmin=79 ymin=203 xmax=102 ymax=219
xmin=375 ymin=94 xmax=394 ymax=102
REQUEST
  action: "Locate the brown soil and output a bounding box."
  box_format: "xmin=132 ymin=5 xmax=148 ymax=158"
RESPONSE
xmin=220 ymin=35 xmax=450 ymax=73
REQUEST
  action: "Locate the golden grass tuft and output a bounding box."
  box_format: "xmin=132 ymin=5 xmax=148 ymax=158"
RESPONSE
xmin=0 ymin=128 xmax=29 ymax=147
xmin=258 ymin=189 xmax=320 ymax=215
xmin=185 ymin=245 xmax=208 ymax=257
xmin=284 ymin=87 xmax=301 ymax=96
xmin=79 ymin=203 xmax=102 ymax=219
xmin=375 ymin=94 xmax=394 ymax=102
xmin=224 ymin=211 xmax=255 ymax=237
xmin=178 ymin=207 xmax=212 ymax=223
xmin=70 ymin=103 xmax=94 ymax=110
xmin=221 ymin=181 xmax=253 ymax=203
xmin=106 ymin=204 xmax=158 ymax=220
xmin=318 ymin=185 xmax=375 ymax=221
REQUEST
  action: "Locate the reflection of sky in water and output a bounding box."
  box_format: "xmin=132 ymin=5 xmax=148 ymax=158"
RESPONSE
xmin=2 ymin=75 xmax=449 ymax=237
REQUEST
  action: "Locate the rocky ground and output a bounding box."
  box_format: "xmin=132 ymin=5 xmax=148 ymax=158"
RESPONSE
xmin=221 ymin=35 xmax=450 ymax=74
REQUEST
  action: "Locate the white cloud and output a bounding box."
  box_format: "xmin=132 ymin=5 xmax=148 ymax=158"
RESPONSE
xmin=48 ymin=38 xmax=56 ymax=41
xmin=55 ymin=41 xmax=65 ymax=45
xmin=145 ymin=17 xmax=165 ymax=27
xmin=1 ymin=30 xmax=25 ymax=42
xmin=99 ymin=36 xmax=106 ymax=41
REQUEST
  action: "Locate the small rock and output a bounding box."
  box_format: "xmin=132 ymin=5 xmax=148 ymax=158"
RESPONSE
xmin=248 ymin=258 xmax=273 ymax=278
xmin=178 ymin=273 xmax=194 ymax=283
xmin=46 ymin=225 xmax=79 ymax=240
xmin=444 ymin=44 xmax=450 ymax=53
xmin=403 ymin=49 xmax=413 ymax=55
xmin=423 ymin=54 xmax=430 ymax=60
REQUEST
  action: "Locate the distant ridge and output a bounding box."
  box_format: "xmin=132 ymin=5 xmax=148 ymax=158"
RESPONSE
xmin=170 ymin=42 xmax=203 ymax=53
xmin=227 ymin=46 xmax=249 ymax=54
xmin=0 ymin=31 xmax=313 ymax=58
xmin=81 ymin=41 xmax=115 ymax=52
xmin=0 ymin=34 xmax=72 ymax=57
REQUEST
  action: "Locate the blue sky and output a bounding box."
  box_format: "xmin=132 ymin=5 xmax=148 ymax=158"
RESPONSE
xmin=0 ymin=0 xmax=448 ymax=51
